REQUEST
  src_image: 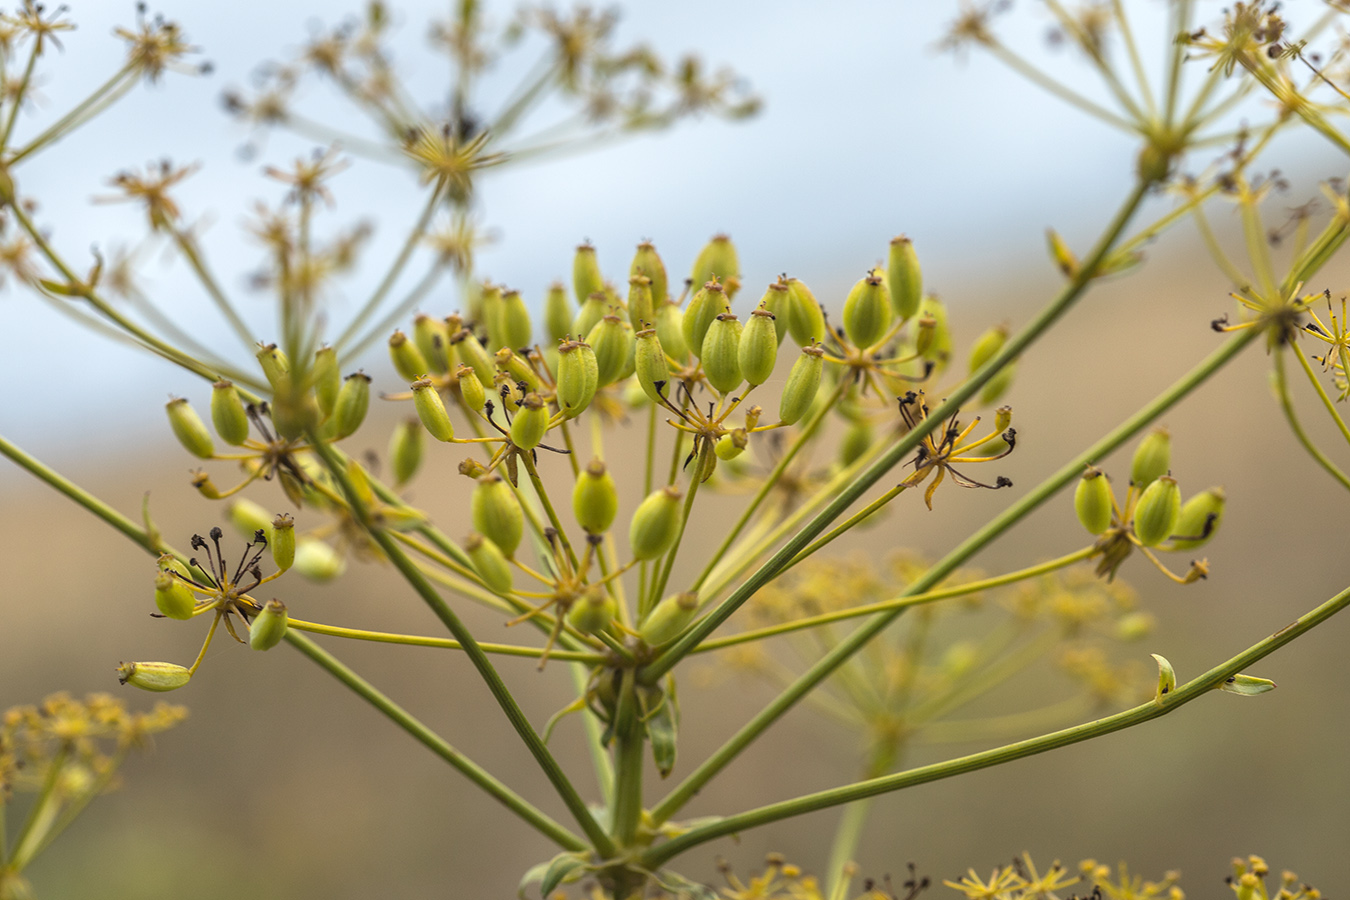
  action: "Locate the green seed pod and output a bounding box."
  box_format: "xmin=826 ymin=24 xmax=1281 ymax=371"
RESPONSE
xmin=117 ymin=661 xmax=191 ymax=692
xmin=630 ymin=241 xmax=668 ymax=307
xmin=455 ymin=364 xmax=487 ymax=416
xmin=715 ymin=428 xmax=748 ymax=461
xmin=413 ymin=314 xmax=451 ymax=375
xmin=573 ymin=458 xmax=619 ymax=534
xmin=629 ymin=485 xmax=683 ymax=560
xmin=510 ymin=392 xmax=550 ymax=449
xmin=627 ymin=274 xmax=655 ymax=330
xmin=249 ymin=599 xmax=289 ymax=651
xmin=980 ymin=363 xmax=1016 ymax=406
xmin=917 ymin=295 xmax=953 ymax=373
xmin=1133 ymin=475 xmax=1181 ymax=547
xmin=195 ymin=470 xmax=222 ymax=499
xmin=842 ymin=271 xmax=893 ymax=350
xmin=739 ymin=308 xmax=779 ymax=386
xmin=654 ymin=301 xmax=689 ymax=360
xmin=567 ymin=586 xmax=616 ymax=635
xmin=256 ymin=343 xmax=289 ymax=391
xmin=544 ymin=282 xmax=573 ymax=344
xmin=154 ymin=570 xmax=196 ymax=620
xmin=211 ymin=380 xmax=250 ymax=446
xmin=759 ymin=282 xmax=792 ymax=345
xmin=785 ymin=278 xmax=826 ymax=346
xmin=588 ymin=314 xmax=633 ymax=387
xmin=473 ymin=474 xmax=524 ymax=558
xmin=639 ymin=591 xmax=699 ymax=647
xmin=1073 ymin=467 xmax=1115 ymax=535
xmin=270 ymin=381 xmax=320 ymax=442
xmin=701 ymin=313 xmax=744 ymax=394
xmin=495 ymin=372 xmax=524 ymax=408
xmin=682 ymin=281 xmax=728 ymax=361
xmin=1170 ymin=486 xmax=1225 ymax=550
xmin=635 ymin=328 xmax=673 ymax=403
xmin=495 ymin=347 xmax=542 ymax=391
xmin=293 ymin=539 xmax=345 ymax=582
xmin=886 ymin=235 xmax=923 ymax=321
xmin=333 ymin=372 xmax=372 ymax=439
xmin=555 ymin=340 xmax=599 ymax=417
xmin=228 ymin=497 xmax=274 ymax=542
xmin=779 ymin=344 xmax=825 ymax=425
xmin=499 ymin=290 xmax=533 ymax=350
xmin=968 ymin=325 xmax=1009 ymax=374
xmin=573 ymin=243 xmax=604 ymax=305
xmin=166 ymin=397 xmax=215 ymax=459
xmin=465 ymin=533 xmax=513 ymax=594
xmin=838 ymin=419 xmax=872 ymax=468
xmin=271 ymin=513 xmax=296 ymax=572
xmin=1131 ymin=427 xmax=1171 ymax=488
xmin=691 ymin=234 xmax=740 ymax=301
xmin=573 ymin=291 xmax=610 ymax=342
xmin=459 ymin=457 xmax=487 ymax=479
xmin=452 ymin=329 xmax=496 ymax=389
xmin=411 ymin=379 xmax=455 ymax=442
xmin=479 ymin=283 xmax=505 ymax=350
xmin=313 ymin=346 xmax=341 ymax=417
xmin=389 ymin=418 xmax=424 ymax=485
xmin=389 ymin=330 xmax=429 ymax=382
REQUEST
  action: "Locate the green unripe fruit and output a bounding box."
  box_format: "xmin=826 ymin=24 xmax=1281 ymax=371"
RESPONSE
xmin=455 ymin=364 xmax=487 ymax=416
xmin=256 ymin=343 xmax=289 ymax=390
xmin=313 ymin=346 xmax=341 ymax=417
xmin=887 ymin=235 xmax=923 ymax=321
xmin=1131 ymin=427 xmax=1171 ymax=488
xmin=779 ymin=344 xmax=825 ymax=425
xmin=249 ymin=599 xmax=289 ymax=651
xmin=411 ymin=379 xmax=455 ymax=442
xmin=627 ymin=274 xmax=655 ymax=330
xmin=389 ymin=330 xmax=428 ymax=381
xmin=154 ymin=570 xmax=196 ymax=620
xmin=1133 ymin=475 xmax=1181 ymax=547
xmin=838 ymin=419 xmax=872 ymax=468
xmin=785 ymin=278 xmax=826 ymax=346
xmin=270 ymin=380 xmax=320 ymax=442
xmin=413 ymin=314 xmax=451 ymax=374
xmin=499 ymin=290 xmax=533 ymax=350
xmin=682 ymin=280 xmax=728 ymax=361
xmin=690 ymin=234 xmax=740 ymax=301
xmin=635 ymin=328 xmax=673 ymax=403
xmin=573 ymin=458 xmax=619 ymax=534
xmin=495 ymin=347 xmax=542 ymax=392
xmin=465 ymin=533 xmax=513 ymax=594
xmin=588 ymin=314 xmax=633 ymax=387
xmin=739 ymin=308 xmax=779 ymax=386
xmin=293 ymin=539 xmax=345 ymax=581
xmin=228 ymin=497 xmax=274 ymax=542
xmin=702 ymin=313 xmax=744 ymax=394
xmin=333 ymin=372 xmax=371 ymax=439
xmin=842 ymin=271 xmax=893 ymax=350
xmin=479 ymin=283 xmax=505 ymax=351
xmin=510 ymin=392 xmax=550 ymax=449
xmin=211 ymin=380 xmax=250 ymax=446
xmin=389 ymin=418 xmax=424 ymax=485
xmin=452 ymin=328 xmax=496 ymax=389
xmin=117 ymin=661 xmax=191 ymax=692
xmin=759 ymin=282 xmax=792 ymax=345
xmin=473 ymin=474 xmax=524 ymax=558
xmin=556 ymin=340 xmax=599 ymax=417
xmin=1171 ymin=486 xmax=1225 ymax=550
xmin=271 ymin=513 xmax=296 ymax=571
xmin=567 ymin=587 xmax=617 ymax=635
xmin=166 ymin=397 xmax=215 ymax=459
xmin=917 ymin=295 xmax=952 ymax=372
xmin=715 ymin=428 xmax=748 ymax=460
xmin=629 ymin=485 xmax=683 ymax=560
xmin=573 ymin=243 xmax=604 ymax=305
xmin=573 ymin=291 xmax=609 ymax=342
xmin=655 ymin=301 xmax=689 ymax=360
xmin=545 ymin=282 xmax=573 ymax=343
xmin=639 ymin=591 xmax=699 ymax=647
xmin=980 ymin=363 xmax=1016 ymax=406
xmin=968 ymin=325 xmax=1009 ymax=373
xmin=630 ymin=241 xmax=668 ymax=307
xmin=1074 ymin=467 xmax=1114 ymax=535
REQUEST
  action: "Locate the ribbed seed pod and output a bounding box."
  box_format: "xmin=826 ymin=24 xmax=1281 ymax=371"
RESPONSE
xmin=166 ymin=397 xmax=215 ymax=459
xmin=759 ymin=282 xmax=792 ymax=345
xmin=555 ymin=341 xmax=599 ymax=417
xmin=968 ymin=325 xmax=1008 ymax=373
xmin=691 ymin=234 xmax=740 ymax=301
xmin=389 ymin=330 xmax=429 ymax=381
xmin=785 ymin=278 xmax=826 ymax=346
xmin=635 ymin=328 xmax=672 ymax=403
xmin=567 ymin=587 xmax=617 ymax=635
xmin=838 ymin=419 xmax=872 ymax=468
xmin=266 ymin=512 xmax=295 ymax=571
xmin=627 ymin=274 xmax=655 ymax=330
xmin=455 ymin=365 xmax=487 ymax=416
xmin=573 ymin=291 xmax=609 ymax=340
xmin=573 ymin=243 xmax=604 ymax=305
xmin=478 ymin=283 xmax=506 ymax=350
xmin=473 ymin=475 xmax=524 ymax=557
xmin=228 ymin=497 xmax=274 ymax=542
xmin=573 ymin=458 xmax=619 ymax=534
xmin=270 ymin=380 xmax=320 ymax=442
xmin=333 ymin=372 xmax=372 ymax=439
xmin=544 ymin=282 xmax=573 ymax=344
xmin=1133 ymin=475 xmax=1181 ymax=547
xmin=588 ymin=314 xmax=632 ymax=387
xmin=702 ymin=313 xmax=744 ymax=394
xmin=779 ymin=344 xmax=825 ymax=425
xmin=887 ymin=236 xmax=923 ymax=320
xmin=1073 ymin=467 xmax=1115 ymax=535
xmin=294 ymin=539 xmax=345 ymax=581
xmin=630 ymin=241 xmax=668 ymax=307
xmin=917 ymin=295 xmax=952 ymax=372
xmin=313 ymin=346 xmax=341 ymax=417
xmin=510 ymin=393 xmax=550 ymax=449
xmin=682 ymin=281 xmax=728 ymax=360
xmin=1170 ymin=487 xmax=1225 ymax=550
xmin=842 ymin=271 xmax=893 ymax=350
xmin=411 ymin=379 xmax=454 ymax=442
xmin=629 ymin=485 xmax=683 ymax=560
xmin=256 ymin=343 xmax=289 ymax=390
xmin=499 ymin=290 xmax=533 ymax=350
xmin=495 ymin=347 xmax=542 ymax=391
xmin=249 ymin=599 xmax=289 ymax=651
xmin=211 ymin=380 xmax=250 ymax=446
xmin=389 ymin=418 xmax=424 ymax=485
xmin=739 ymin=308 xmax=779 ymax=385
xmin=465 ymin=533 xmax=513 ymax=593
xmin=154 ymin=570 xmax=196 ymax=620
xmin=410 ymin=314 xmax=447 ymax=374
xmin=654 ymin=301 xmax=689 ymax=360
xmin=117 ymin=661 xmax=191 ymax=692
xmin=1131 ymin=428 xmax=1171 ymax=488
xmin=639 ymin=591 xmax=699 ymax=647
xmin=452 ymin=328 xmax=496 ymax=389
xmin=715 ymin=428 xmax=748 ymax=460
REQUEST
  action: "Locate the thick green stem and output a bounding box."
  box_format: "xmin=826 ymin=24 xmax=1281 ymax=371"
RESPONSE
xmin=610 ymin=671 xmax=644 ymax=848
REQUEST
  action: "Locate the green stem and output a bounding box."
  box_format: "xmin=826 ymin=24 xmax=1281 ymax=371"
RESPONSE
xmin=6 ymin=746 xmax=67 ymax=871
xmin=985 ymin=41 xmax=1137 ymax=133
xmin=1290 ymin=335 xmax=1350 ymax=449
xmin=522 ymin=451 xmax=580 ymax=573
xmin=824 ymin=742 xmax=896 ymax=900
xmin=610 ymin=671 xmax=644 ymax=847
xmin=642 ymin=578 xmax=1350 ymax=869
xmin=0 ymin=39 xmax=42 ymax=153
xmin=1272 ymin=345 xmax=1350 ymax=491
xmin=780 ymin=484 xmax=906 ymax=573
xmin=7 ymin=64 xmax=137 ymax=164
xmin=287 ymin=618 xmax=604 ymax=663
xmin=572 ymin=661 xmax=616 ymax=811
xmin=646 ymin=441 xmax=713 ymax=618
